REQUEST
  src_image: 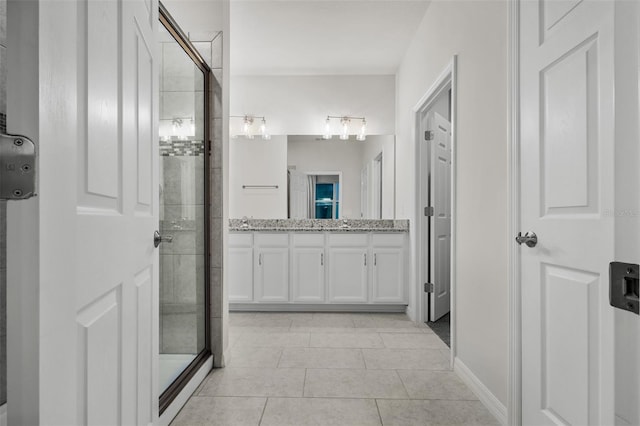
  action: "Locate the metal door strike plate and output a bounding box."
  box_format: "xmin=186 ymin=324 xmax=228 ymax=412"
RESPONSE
xmin=0 ymin=133 xmax=37 ymax=200
xmin=610 ymin=262 xmax=640 ymax=315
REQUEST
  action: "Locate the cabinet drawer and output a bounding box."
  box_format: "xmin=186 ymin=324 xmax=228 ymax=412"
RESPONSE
xmin=255 ymin=233 xmax=289 ymax=247
xmin=327 ymin=233 xmax=368 ymax=247
xmin=372 ymin=233 xmax=405 ymax=247
xmin=292 ymin=233 xmax=324 ymax=247
xmin=229 ymin=233 xmax=253 ymax=247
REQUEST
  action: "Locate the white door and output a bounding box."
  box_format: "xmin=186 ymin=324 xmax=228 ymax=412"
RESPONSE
xmin=428 ymin=112 xmax=451 ymax=322
xmin=292 ymin=247 xmax=325 ymax=303
xmin=228 ymin=246 xmax=254 ymax=302
xmin=371 ymin=249 xmax=404 ymax=303
xmin=360 ymin=166 xmax=369 ymax=218
xmin=6 ymin=0 xmax=159 ymax=423
xmin=328 ymin=247 xmax=368 ymax=303
xmin=520 ymin=0 xmax=615 ymax=424
xmin=255 ymin=247 xmax=289 ymax=302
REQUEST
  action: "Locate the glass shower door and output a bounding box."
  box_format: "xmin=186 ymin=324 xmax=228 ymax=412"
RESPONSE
xmin=158 ymin=7 xmax=210 ymax=408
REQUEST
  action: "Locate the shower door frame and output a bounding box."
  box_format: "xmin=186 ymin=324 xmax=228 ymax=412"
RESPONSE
xmin=158 ymin=3 xmax=212 ymax=415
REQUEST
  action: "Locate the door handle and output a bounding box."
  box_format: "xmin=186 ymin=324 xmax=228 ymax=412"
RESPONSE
xmin=364 ymin=253 xmax=367 ymax=266
xmin=374 ymin=253 xmax=377 ymax=266
xmin=515 ymin=231 xmax=537 ymax=248
xmin=321 ymin=253 xmax=324 ymax=266
xmin=153 ymin=230 xmax=173 ymax=248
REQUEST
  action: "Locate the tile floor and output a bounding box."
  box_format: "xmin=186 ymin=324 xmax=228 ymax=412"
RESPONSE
xmin=171 ymin=312 xmax=499 ymax=426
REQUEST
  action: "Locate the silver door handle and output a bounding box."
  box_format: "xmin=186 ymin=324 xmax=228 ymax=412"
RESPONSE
xmin=515 ymin=231 xmax=537 ymax=248
xmin=259 ymin=253 xmax=262 ymax=266
xmin=321 ymin=253 xmax=324 ymax=266
xmin=364 ymin=253 xmax=367 ymax=266
xmin=153 ymin=230 xmax=173 ymax=248
xmin=374 ymin=253 xmax=377 ymax=266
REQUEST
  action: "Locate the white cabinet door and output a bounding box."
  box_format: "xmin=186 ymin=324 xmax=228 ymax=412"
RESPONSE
xmin=255 ymin=247 xmax=289 ymax=302
xmin=292 ymin=247 xmax=325 ymax=302
xmin=371 ymin=248 xmax=405 ymax=303
xmin=328 ymin=247 xmax=368 ymax=303
xmin=228 ymin=247 xmax=254 ymax=302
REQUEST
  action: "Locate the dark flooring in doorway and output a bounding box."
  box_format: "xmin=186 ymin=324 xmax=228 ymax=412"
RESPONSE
xmin=426 ymin=313 xmax=450 ymax=347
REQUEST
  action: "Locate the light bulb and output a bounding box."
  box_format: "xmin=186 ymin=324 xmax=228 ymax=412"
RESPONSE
xmin=260 ymin=118 xmax=268 ymax=139
xmin=243 ymin=116 xmax=253 ymax=138
xmin=356 ymin=119 xmax=366 ymax=141
xmin=322 ymin=117 xmax=332 ymax=140
xmin=340 ymin=118 xmax=349 ymax=140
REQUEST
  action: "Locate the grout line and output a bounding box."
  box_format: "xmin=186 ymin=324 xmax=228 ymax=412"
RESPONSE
xmin=302 ymin=368 xmax=308 ymax=397
xmin=258 ymin=398 xmax=268 ymax=426
xmin=374 ymin=399 xmax=384 ymax=425
xmin=394 ymin=369 xmax=411 ymax=399
xmin=276 ymin=347 xmax=285 ymax=368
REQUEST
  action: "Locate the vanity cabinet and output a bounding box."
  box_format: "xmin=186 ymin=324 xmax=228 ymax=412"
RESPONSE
xmin=327 ymin=234 xmax=369 ymax=303
xmin=291 ymin=234 xmax=325 ymax=302
xmin=254 ymin=234 xmax=289 ymax=302
xmin=228 ymin=233 xmax=254 ymax=302
xmin=370 ymin=234 xmax=405 ymax=303
xmin=229 ymin=231 xmax=408 ymax=309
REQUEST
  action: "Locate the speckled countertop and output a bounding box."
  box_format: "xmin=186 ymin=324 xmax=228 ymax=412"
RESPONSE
xmin=229 ymin=219 xmax=409 ymax=233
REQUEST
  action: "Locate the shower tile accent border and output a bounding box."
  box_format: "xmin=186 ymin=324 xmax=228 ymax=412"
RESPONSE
xmin=160 ymin=139 xmax=205 ymax=157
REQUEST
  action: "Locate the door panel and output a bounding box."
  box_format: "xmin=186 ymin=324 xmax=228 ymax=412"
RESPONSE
xmin=7 ymin=0 xmax=159 ymax=423
xmin=255 ymin=248 xmax=289 ymax=302
xmin=429 ymin=112 xmax=451 ymax=321
xmin=371 ymin=249 xmax=404 ymax=303
xmin=292 ymin=248 xmax=325 ymax=302
xmin=328 ymin=248 xmax=368 ymax=303
xmin=520 ymin=0 xmax=614 ymax=423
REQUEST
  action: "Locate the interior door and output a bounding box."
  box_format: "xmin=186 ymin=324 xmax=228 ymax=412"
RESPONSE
xmin=519 ymin=0 xmax=615 ymax=424
xmin=428 ymin=112 xmax=451 ymax=322
xmin=6 ymin=0 xmax=159 ymax=423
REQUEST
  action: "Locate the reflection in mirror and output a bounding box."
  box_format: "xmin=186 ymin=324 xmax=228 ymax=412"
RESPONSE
xmin=287 ymin=135 xmax=395 ymax=219
xmin=228 ymin=135 xmax=395 ymax=219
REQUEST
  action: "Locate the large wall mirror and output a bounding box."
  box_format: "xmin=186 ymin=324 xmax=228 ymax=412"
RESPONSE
xmin=229 ymin=135 xmax=396 ymax=219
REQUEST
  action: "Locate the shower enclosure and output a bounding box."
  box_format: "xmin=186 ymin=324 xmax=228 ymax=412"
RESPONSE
xmin=158 ymin=5 xmax=211 ymax=413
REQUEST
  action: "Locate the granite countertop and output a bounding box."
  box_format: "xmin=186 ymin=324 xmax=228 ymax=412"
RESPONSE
xmin=229 ymin=218 xmax=409 ymax=233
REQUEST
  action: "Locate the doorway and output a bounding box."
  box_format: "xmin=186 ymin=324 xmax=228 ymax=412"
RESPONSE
xmin=158 ymin=4 xmax=211 ymax=414
xmin=415 ymin=58 xmax=457 ymax=352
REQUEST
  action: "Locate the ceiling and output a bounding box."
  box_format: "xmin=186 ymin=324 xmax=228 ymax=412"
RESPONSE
xmin=230 ymin=0 xmax=431 ymax=76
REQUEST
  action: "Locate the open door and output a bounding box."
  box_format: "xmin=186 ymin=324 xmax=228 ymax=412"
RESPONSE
xmin=6 ymin=0 xmax=159 ymax=423
xmin=428 ymin=112 xmax=452 ymax=322
xmin=519 ymin=0 xmax=616 ymax=423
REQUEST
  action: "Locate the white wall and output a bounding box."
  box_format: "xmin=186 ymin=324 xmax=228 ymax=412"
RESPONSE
xmin=229 ymin=135 xmax=288 ymax=218
xmin=395 ymin=0 xmax=509 ymax=407
xmin=230 ymin=75 xmax=395 ymax=135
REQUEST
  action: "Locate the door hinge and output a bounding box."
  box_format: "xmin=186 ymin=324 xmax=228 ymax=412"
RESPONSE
xmin=424 ymin=131 xmax=434 ymax=141
xmin=424 ymin=282 xmax=434 ymax=293
xmin=0 ymin=133 xmax=37 ymax=200
xmin=424 ymin=206 xmax=434 ymax=217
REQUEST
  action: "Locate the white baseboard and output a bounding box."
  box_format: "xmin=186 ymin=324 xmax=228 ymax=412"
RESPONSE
xmin=230 ymin=303 xmax=407 ymax=313
xmin=158 ymin=356 xmax=213 ymax=426
xmin=0 ymin=404 xmax=6 ymax=426
xmin=454 ymin=358 xmax=507 ymax=425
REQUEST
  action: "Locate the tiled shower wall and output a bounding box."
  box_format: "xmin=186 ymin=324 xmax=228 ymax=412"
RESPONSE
xmin=192 ymin=32 xmax=225 ymax=367
xmin=159 ymin=32 xmax=224 ymax=362
xmin=0 ymin=0 xmax=7 ymax=407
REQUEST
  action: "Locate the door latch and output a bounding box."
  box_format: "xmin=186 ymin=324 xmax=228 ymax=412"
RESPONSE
xmin=0 ymin=133 xmax=37 ymax=200
xmin=609 ymin=262 xmax=639 ymax=315
xmin=424 ymin=283 xmax=434 ymax=293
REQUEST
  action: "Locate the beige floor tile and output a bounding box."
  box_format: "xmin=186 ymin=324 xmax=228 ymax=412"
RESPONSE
xmin=279 ymin=347 xmax=365 ymax=369
xmin=260 ymin=398 xmax=382 ymax=426
xmin=376 ymin=399 xmax=499 ymax=425
xmin=362 ymin=348 xmax=450 ymax=370
xmin=228 ymin=313 xmax=256 ymax=326
xmin=310 ymin=332 xmax=384 ymax=348
xmin=304 ymin=369 xmax=409 ymax=399
xmin=397 ymin=370 xmax=478 ymax=400
xmin=229 ymin=326 xmax=291 ymax=335
xmin=353 ymin=315 xmax=417 ymax=329
xmin=290 ymin=315 xmax=356 ymax=328
xmin=170 ymin=396 xmax=265 ymax=426
xmin=380 ymin=333 xmax=448 ymax=349
xmin=199 ymin=367 xmax=305 ymax=397
xmin=227 ymin=346 xmax=283 ymax=368
xmin=234 ymin=332 xmax=310 ymax=348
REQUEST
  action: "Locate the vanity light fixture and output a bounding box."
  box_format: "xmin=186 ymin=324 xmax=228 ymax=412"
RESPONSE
xmin=159 ymin=116 xmax=195 ymax=141
xmin=231 ymin=115 xmax=271 ymax=140
xmin=322 ymin=115 xmax=367 ymax=141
